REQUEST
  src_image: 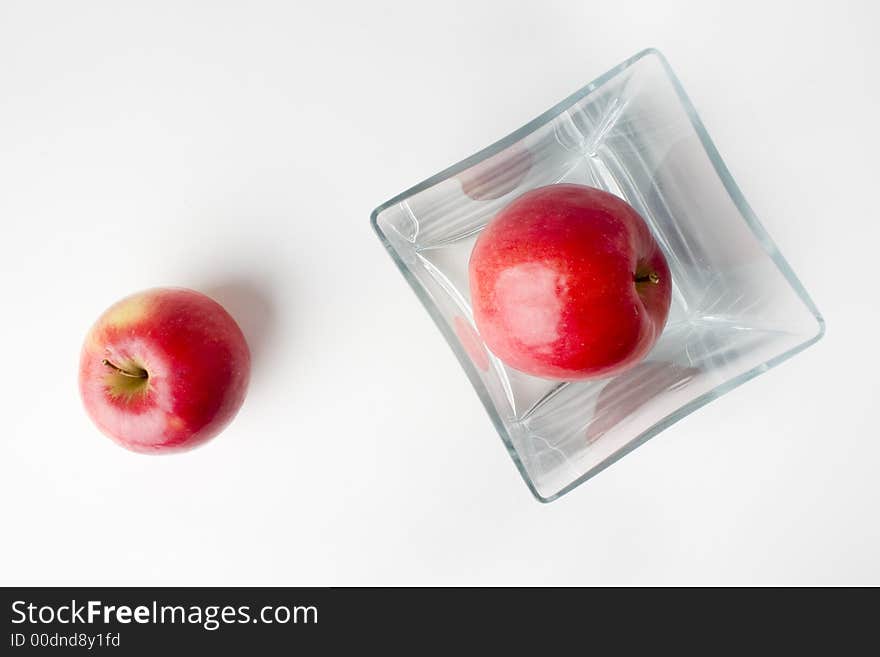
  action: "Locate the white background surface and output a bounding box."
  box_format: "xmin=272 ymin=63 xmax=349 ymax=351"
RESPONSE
xmin=1 ymin=0 xmax=878 ymax=586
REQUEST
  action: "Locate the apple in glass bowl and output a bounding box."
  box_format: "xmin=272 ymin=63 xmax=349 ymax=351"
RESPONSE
xmin=469 ymin=184 xmax=671 ymax=380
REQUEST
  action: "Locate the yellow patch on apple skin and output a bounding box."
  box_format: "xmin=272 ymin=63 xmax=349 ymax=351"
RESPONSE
xmin=167 ymin=415 xmax=186 ymax=431
xmin=102 ymin=294 xmax=151 ymax=329
xmin=85 ymin=294 xmax=151 ymax=350
xmin=85 ymin=329 xmax=102 ymax=352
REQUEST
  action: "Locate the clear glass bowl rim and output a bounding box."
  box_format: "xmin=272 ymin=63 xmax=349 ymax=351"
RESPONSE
xmin=370 ymin=47 xmax=826 ymax=502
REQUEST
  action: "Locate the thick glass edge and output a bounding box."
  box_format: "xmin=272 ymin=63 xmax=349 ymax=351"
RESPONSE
xmin=544 ymin=325 xmax=825 ymax=503
xmin=649 ymin=49 xmax=825 ymax=337
xmin=547 ymin=49 xmax=828 ymax=502
xmin=369 ymin=49 xmax=658 ymax=503
xmin=369 ymin=48 xmax=826 ymax=504
xmin=370 ymin=230 xmax=542 ymax=502
xmin=369 ymin=48 xmax=654 ymax=225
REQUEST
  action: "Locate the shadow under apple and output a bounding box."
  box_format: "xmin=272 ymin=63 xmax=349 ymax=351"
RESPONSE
xmin=201 ymin=279 xmax=278 ymax=373
xmin=585 ymin=360 xmax=701 ymax=445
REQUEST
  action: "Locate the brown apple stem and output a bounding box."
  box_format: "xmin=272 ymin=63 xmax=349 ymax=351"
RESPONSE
xmin=635 ymin=271 xmax=661 ymax=285
xmin=102 ymin=359 xmax=148 ymax=379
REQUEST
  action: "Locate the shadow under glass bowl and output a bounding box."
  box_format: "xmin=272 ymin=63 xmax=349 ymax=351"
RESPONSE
xmin=371 ymin=48 xmax=825 ymax=503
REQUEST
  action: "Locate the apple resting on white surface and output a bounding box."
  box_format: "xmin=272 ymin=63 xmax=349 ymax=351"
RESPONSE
xmin=78 ymin=287 xmax=250 ymax=453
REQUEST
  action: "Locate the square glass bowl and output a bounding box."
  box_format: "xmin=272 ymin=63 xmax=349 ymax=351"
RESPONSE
xmin=371 ymin=49 xmax=824 ymax=502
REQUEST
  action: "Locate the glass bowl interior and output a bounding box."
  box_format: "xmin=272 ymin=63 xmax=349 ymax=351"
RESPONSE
xmin=371 ymin=49 xmax=824 ymax=502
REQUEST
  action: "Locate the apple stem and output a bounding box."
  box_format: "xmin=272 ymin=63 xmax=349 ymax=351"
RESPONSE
xmin=102 ymin=359 xmax=148 ymax=379
xmin=635 ymin=271 xmax=660 ymax=285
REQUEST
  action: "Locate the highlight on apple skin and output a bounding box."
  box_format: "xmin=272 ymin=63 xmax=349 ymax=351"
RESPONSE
xmin=78 ymin=287 xmax=251 ymax=453
xmin=468 ymin=184 xmax=672 ymax=381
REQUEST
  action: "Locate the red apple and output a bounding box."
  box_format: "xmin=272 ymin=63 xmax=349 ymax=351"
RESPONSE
xmin=469 ymin=184 xmax=671 ymax=380
xmin=79 ymin=288 xmax=250 ymax=453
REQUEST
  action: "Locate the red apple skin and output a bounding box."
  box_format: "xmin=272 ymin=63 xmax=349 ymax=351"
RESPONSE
xmin=79 ymin=288 xmax=250 ymax=453
xmin=469 ymin=184 xmax=672 ymax=380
